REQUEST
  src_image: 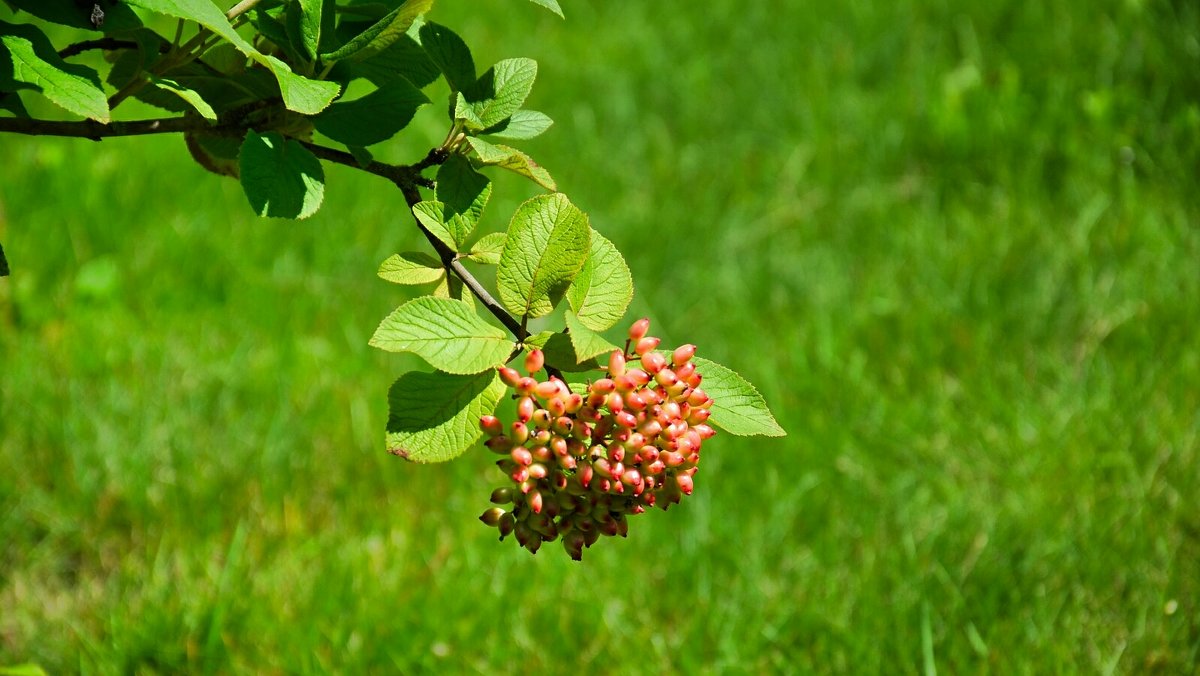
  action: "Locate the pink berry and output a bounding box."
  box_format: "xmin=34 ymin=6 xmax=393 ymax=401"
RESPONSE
xmin=517 ymin=396 xmax=535 ymax=422
xmin=499 ymin=367 xmax=522 ymax=388
xmin=635 ymin=336 xmax=661 ymax=356
xmin=641 ymin=352 xmax=667 ymax=374
xmin=676 ymin=474 xmax=694 ymax=495
xmin=671 ymin=344 xmax=696 ymax=365
xmin=525 ymin=349 xmax=545 ymax=375
xmin=480 ymin=415 xmax=503 ymax=437
xmin=609 ymin=350 xmax=626 ymax=377
xmin=629 ymin=318 xmax=651 ymax=341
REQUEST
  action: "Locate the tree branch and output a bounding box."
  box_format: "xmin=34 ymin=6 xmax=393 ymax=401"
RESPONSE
xmin=58 ymin=38 xmax=139 ymax=59
xmin=0 ymin=114 xmax=534 ymax=352
xmin=391 ymin=160 xmax=530 ymax=343
xmin=0 ymin=115 xmax=220 ymax=139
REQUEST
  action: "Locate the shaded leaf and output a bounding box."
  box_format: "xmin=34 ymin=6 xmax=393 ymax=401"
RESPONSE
xmin=417 ymin=21 xmax=474 ymax=93
xmin=185 ymin=130 xmax=242 ymax=177
xmin=238 ymin=131 xmax=325 ymax=219
xmin=564 ymin=311 xmax=620 ymax=362
xmin=0 ymin=21 xmax=109 ymax=121
xmin=340 ymin=32 xmax=439 ymax=89
xmin=125 ymin=0 xmax=340 ymax=114
xmin=313 ymin=77 xmax=428 ymax=146
xmin=437 ymin=154 xmax=491 ymax=241
xmin=378 ymin=251 xmax=444 ymax=285
xmin=526 ymin=331 xmax=603 ymax=372
xmin=4 ymin=0 xmax=142 ymax=32
xmin=691 ymin=356 xmax=786 ymax=437
xmin=321 ymin=0 xmax=432 ymax=63
xmin=0 ymin=241 xmax=8 ymax=276
xmin=386 ymin=370 xmax=505 ymax=462
xmin=497 ymin=193 xmax=590 ymax=318
xmin=369 ymin=296 xmax=514 ymax=374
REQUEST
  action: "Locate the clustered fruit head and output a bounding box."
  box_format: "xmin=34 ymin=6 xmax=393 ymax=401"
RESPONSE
xmin=478 ymin=318 xmax=715 ymax=560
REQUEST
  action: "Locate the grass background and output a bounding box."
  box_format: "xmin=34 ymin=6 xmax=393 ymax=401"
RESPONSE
xmin=2 ymin=0 xmax=1199 ymax=672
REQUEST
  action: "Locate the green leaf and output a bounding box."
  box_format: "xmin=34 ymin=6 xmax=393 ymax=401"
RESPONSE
xmin=320 ymin=0 xmax=432 ymax=63
xmin=377 ymin=251 xmax=444 ymax=285
xmin=313 ymin=77 xmax=428 ymax=146
xmin=497 ymin=193 xmax=590 ymax=319
xmin=238 ymin=131 xmax=325 ymax=219
xmin=293 ymin=0 xmax=324 ymax=60
xmin=466 ymin=232 xmax=506 ymax=265
xmin=339 ymin=32 xmax=439 ymax=89
xmin=437 ymin=154 xmax=491 ymax=241
xmin=150 ymin=75 xmax=217 ymax=120
xmin=411 ymin=201 xmax=458 ymax=250
xmin=252 ymin=9 xmax=306 ymax=65
xmin=4 ymin=0 xmax=143 ymax=32
xmin=525 ymin=0 xmax=564 ymax=18
xmin=185 ymin=130 xmax=242 ymax=177
xmin=369 ymin=296 xmax=514 ymax=374
xmin=417 ymin=21 xmax=474 ymax=93
xmin=482 ymin=109 xmax=554 ymax=140
xmin=466 ymin=137 xmax=556 ymax=191
xmin=125 ymin=0 xmax=340 ymax=114
xmin=260 ymin=54 xmax=342 ymax=115
xmin=0 ymin=240 xmax=9 ymax=276
xmin=385 ymin=370 xmax=505 ymax=462
xmin=0 ymin=21 xmax=109 ymax=122
xmin=527 ymin=331 xmax=602 ymax=373
xmin=691 ymin=356 xmax=786 ymax=437
xmin=461 ymin=57 xmax=538 ymax=129
xmin=564 ymin=310 xmax=620 ymax=362
xmin=0 ymin=91 xmax=28 ymax=118
xmin=566 ymin=229 xmax=634 ymax=331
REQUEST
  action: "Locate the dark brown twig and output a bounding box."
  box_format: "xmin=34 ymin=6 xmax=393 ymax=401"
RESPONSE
xmin=58 ymin=38 xmax=140 ymax=59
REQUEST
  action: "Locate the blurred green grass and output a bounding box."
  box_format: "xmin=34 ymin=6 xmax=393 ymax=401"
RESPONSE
xmin=2 ymin=0 xmax=1199 ymax=672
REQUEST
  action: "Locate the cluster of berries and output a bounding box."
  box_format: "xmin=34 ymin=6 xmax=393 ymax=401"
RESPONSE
xmin=478 ymin=318 xmax=715 ymax=560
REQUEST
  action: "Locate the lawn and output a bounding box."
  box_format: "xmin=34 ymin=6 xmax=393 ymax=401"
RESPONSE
xmin=2 ymin=0 xmax=1198 ymax=672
